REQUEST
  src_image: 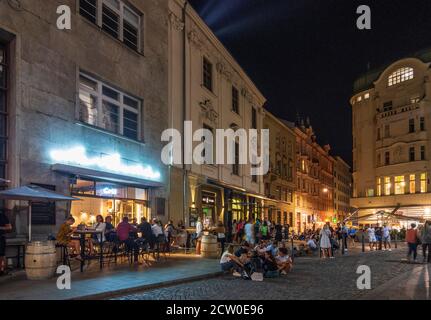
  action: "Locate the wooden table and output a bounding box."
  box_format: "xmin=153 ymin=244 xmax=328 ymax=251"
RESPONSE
xmin=74 ymin=230 xmax=104 ymax=273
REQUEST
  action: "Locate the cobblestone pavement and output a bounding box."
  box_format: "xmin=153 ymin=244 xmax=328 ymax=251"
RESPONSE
xmin=113 ymin=247 xmax=429 ymax=300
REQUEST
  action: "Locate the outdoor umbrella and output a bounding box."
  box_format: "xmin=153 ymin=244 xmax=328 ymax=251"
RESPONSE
xmin=0 ymin=185 xmax=80 ymax=241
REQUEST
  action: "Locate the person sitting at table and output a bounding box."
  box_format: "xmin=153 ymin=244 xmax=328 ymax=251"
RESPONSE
xmin=234 ymin=241 xmax=250 ymax=258
xmin=151 ymin=218 xmax=164 ymax=239
xmin=56 ymin=216 xmax=82 ymax=261
xmin=276 ymin=247 xmax=293 ymax=275
xmin=138 ymin=217 xmax=154 ymax=248
xmin=117 ymin=217 xmax=139 ymax=263
xmin=89 ymin=215 xmax=106 ymax=255
xmin=104 ymin=215 xmax=116 ymax=242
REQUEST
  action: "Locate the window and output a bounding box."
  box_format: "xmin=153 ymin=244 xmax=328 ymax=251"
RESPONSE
xmin=409 ymin=147 xmax=415 ymax=162
xmin=252 ymin=173 xmax=257 ymax=183
xmin=232 ymin=141 xmax=239 ymax=176
xmin=251 ymin=107 xmax=257 ymax=129
xmin=409 ymin=174 xmax=416 ymax=194
xmin=421 ymin=146 xmax=426 ymax=161
xmin=203 ymin=57 xmax=213 ymax=91
xmin=421 ymin=173 xmax=427 ymax=193
xmin=377 ymin=128 xmax=381 ymax=140
xmin=384 ymin=124 xmax=390 ymax=138
xmin=394 ymin=176 xmax=405 ymax=195
xmin=79 ymin=0 xmax=141 ymax=51
xmin=388 ymin=67 xmax=414 ymax=87
xmin=364 ymin=93 xmax=370 ymax=99
xmin=232 ymin=86 xmax=239 ymax=114
xmin=409 ymin=119 xmax=415 ymax=133
xmin=420 ymin=117 xmax=425 ymax=131
xmin=384 ymin=177 xmax=391 ymax=196
xmin=385 ymin=152 xmax=390 ymax=166
xmin=377 ymin=178 xmax=382 ymax=196
xmin=383 ymin=101 xmax=393 ymax=112
xmin=377 ymin=154 xmax=381 ymax=166
xmin=79 ymin=72 xmax=141 ymax=140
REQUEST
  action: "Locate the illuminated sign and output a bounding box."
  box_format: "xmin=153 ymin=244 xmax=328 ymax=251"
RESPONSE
xmin=50 ymin=146 xmax=161 ymax=181
xmin=102 ymin=187 xmax=118 ymax=196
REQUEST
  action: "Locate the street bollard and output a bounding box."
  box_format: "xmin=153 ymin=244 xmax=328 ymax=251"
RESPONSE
xmin=362 ymin=233 xmax=365 ymax=252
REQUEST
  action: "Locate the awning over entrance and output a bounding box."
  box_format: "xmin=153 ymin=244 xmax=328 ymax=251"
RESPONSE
xmin=52 ymin=164 xmax=163 ymax=188
xmin=346 ymin=205 xmax=430 ymax=224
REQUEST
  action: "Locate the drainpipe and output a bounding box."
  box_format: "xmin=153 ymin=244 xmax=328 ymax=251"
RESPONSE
xmin=182 ymin=1 xmax=188 ymax=226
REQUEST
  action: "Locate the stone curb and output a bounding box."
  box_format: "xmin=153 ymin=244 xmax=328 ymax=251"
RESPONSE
xmin=71 ymin=271 xmax=224 ymax=300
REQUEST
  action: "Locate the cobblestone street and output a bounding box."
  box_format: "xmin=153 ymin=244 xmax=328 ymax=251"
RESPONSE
xmin=113 ymin=247 xmax=430 ymax=300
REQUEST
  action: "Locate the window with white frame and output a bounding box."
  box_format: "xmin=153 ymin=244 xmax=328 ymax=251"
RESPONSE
xmin=79 ymin=0 xmax=141 ymax=51
xmin=79 ymin=72 xmax=141 ymax=140
xmin=388 ymin=67 xmax=414 ymax=87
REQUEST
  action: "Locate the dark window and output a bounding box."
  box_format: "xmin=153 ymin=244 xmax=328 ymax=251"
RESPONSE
xmin=383 ymin=101 xmax=393 ymax=112
xmin=31 ymin=184 xmax=56 ymax=225
xmin=385 ymin=152 xmax=390 ymax=166
xmin=102 ymin=4 xmax=120 ymax=39
xmin=251 ymin=107 xmax=257 ymax=129
xmin=409 ymin=119 xmax=415 ymax=133
xmin=233 ymin=142 xmax=239 ymax=176
xmin=420 ymin=117 xmax=425 ymax=131
xmin=203 ymin=58 xmax=213 ymax=91
xmin=79 ymin=0 xmax=97 ymax=24
xmin=123 ymin=18 xmax=139 ymax=51
xmin=384 ymin=125 xmax=390 ymax=138
xmin=409 ymin=147 xmax=415 ymax=162
xmin=421 ymin=146 xmax=426 ymax=161
xmin=155 ymin=197 xmax=165 ymax=216
xmin=123 ymin=109 xmax=138 ymax=140
xmin=202 ymin=124 xmax=213 ymax=163
xmin=377 ymin=128 xmax=381 ymax=140
xmin=232 ymin=86 xmax=239 ymax=114
xmin=252 ymin=174 xmax=257 ymax=183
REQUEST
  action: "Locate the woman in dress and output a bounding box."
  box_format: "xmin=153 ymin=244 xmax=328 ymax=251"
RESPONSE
xmin=320 ymin=224 xmax=333 ymax=258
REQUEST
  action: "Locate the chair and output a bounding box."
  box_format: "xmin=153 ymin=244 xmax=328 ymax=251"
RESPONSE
xmin=55 ymin=243 xmax=71 ymax=269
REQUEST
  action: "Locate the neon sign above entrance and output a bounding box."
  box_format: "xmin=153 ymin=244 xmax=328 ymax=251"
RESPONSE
xmin=50 ymin=146 xmax=161 ymax=181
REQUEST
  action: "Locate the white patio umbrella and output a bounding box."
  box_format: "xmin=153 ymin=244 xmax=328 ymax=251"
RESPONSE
xmin=0 ymin=185 xmax=80 ymax=241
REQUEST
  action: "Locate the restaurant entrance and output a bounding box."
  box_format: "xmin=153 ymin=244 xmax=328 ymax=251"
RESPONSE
xmin=70 ymin=178 xmax=150 ymax=226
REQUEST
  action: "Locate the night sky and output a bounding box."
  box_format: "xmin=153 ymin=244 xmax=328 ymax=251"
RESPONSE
xmin=188 ymin=0 xmax=431 ymax=165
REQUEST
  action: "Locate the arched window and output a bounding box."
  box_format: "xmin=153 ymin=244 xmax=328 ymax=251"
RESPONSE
xmin=388 ymin=67 xmax=414 ymax=87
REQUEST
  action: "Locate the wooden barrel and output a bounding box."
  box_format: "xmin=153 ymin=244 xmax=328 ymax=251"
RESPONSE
xmin=200 ymin=235 xmax=219 ymax=258
xmin=25 ymin=241 xmax=57 ymax=280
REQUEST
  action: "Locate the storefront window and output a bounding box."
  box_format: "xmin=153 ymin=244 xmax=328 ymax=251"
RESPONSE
xmin=409 ymin=174 xmax=415 ymax=194
xmin=202 ymin=191 xmax=216 ymax=226
xmin=71 ymin=179 xmax=149 ymax=226
xmin=421 ymin=173 xmax=427 ymax=193
xmin=384 ymin=177 xmax=391 ymax=195
xmin=232 ymin=195 xmax=244 ymax=222
xmin=377 ymin=178 xmax=381 ymax=196
xmin=394 ymin=176 xmax=405 ymax=195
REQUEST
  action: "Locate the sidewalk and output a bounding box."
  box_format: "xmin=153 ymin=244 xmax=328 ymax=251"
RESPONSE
xmin=0 ymin=254 xmax=221 ymax=300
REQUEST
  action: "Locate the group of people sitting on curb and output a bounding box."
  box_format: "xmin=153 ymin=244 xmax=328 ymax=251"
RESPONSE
xmin=219 ymin=240 xmax=293 ymax=280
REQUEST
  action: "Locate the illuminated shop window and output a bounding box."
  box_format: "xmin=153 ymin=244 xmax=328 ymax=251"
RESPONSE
xmin=394 ymin=176 xmax=405 ymax=195
xmin=409 ymin=174 xmax=416 ymax=194
xmin=421 ymin=173 xmax=427 ymax=193
xmin=388 ymin=67 xmax=414 ymax=87
xmin=384 ymin=177 xmax=391 ymax=196
xmin=377 ymin=178 xmax=382 ymax=196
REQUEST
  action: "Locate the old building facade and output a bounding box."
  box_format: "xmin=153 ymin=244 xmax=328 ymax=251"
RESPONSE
xmin=334 ymin=156 xmax=352 ymax=223
xmin=168 ymin=0 xmax=266 ymax=230
xmin=262 ymin=112 xmax=296 ymax=226
xmin=0 ymin=0 xmax=170 ymax=238
xmin=351 ymin=51 xmax=431 ymax=225
xmin=294 ymin=122 xmax=335 ymax=231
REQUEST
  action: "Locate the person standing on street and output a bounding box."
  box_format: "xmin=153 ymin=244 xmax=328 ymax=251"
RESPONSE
xmin=320 ymin=224 xmax=333 ymax=259
xmin=367 ymin=225 xmax=377 ymax=251
xmin=195 ymin=217 xmax=203 ymax=255
xmin=421 ymin=220 xmax=431 ymax=263
xmin=215 ymin=221 xmax=226 ymax=256
xmin=0 ymin=211 xmax=12 ymax=276
xmin=382 ymin=224 xmax=392 ymax=251
xmin=244 ymin=219 xmax=255 ymax=246
xmin=341 ymin=222 xmax=349 ymax=252
xmin=406 ymin=223 xmax=419 ymax=263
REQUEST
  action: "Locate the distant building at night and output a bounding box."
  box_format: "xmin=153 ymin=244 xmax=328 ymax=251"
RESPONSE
xmin=293 ymin=120 xmax=335 ymax=231
xmin=334 ymin=156 xmax=352 ymax=223
xmin=351 ymin=49 xmax=431 ymax=225
xmin=262 ymin=112 xmax=296 ymax=227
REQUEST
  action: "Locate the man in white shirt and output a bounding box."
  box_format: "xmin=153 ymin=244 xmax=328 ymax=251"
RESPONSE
xmin=244 ymin=219 xmax=255 ymax=245
xmin=307 ymin=238 xmax=318 ymax=252
xmin=151 ymin=218 xmax=163 ymax=237
xmin=367 ymin=226 xmax=377 ymax=251
xmin=382 ymin=224 xmax=392 ymax=251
